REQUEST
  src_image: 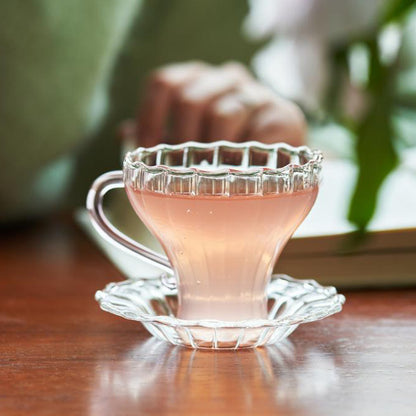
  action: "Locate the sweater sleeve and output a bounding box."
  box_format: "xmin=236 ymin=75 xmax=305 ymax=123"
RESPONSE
xmin=0 ymin=0 xmax=139 ymax=222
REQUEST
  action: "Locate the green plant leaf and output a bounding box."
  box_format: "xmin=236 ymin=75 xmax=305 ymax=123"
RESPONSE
xmin=347 ymin=39 xmax=399 ymax=232
xmin=347 ymin=94 xmax=399 ymax=231
xmin=383 ymin=0 xmax=416 ymax=24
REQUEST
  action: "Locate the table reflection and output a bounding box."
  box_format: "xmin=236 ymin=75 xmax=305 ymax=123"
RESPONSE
xmin=89 ymin=338 xmax=341 ymax=415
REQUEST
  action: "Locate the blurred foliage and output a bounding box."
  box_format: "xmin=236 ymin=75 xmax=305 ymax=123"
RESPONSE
xmin=330 ymin=0 xmax=416 ymax=232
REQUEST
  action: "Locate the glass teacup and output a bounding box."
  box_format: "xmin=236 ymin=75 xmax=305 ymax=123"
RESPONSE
xmin=87 ymin=141 xmax=322 ymax=323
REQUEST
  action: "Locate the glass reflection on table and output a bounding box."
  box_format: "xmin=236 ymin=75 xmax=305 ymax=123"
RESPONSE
xmin=89 ymin=338 xmax=340 ymax=415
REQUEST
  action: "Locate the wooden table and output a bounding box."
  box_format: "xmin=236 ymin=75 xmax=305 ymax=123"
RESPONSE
xmin=1 ymin=217 xmax=415 ymax=416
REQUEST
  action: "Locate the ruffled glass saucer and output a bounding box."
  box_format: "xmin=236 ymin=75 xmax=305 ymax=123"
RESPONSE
xmin=95 ymin=274 xmax=345 ymax=350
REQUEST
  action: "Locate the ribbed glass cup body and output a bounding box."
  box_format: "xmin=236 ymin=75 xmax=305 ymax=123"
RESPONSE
xmin=123 ymin=141 xmax=322 ymax=322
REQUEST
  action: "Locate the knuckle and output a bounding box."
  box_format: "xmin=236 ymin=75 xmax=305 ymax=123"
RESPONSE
xmin=212 ymin=95 xmax=245 ymax=119
xmin=221 ymin=61 xmax=252 ymax=80
xmin=148 ymin=70 xmax=171 ymax=88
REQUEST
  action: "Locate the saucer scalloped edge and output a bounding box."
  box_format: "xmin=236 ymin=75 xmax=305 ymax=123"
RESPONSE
xmin=95 ymin=274 xmax=345 ymax=350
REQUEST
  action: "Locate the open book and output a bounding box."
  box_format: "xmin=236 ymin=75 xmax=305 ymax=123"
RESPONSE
xmin=279 ymin=156 xmax=416 ymax=287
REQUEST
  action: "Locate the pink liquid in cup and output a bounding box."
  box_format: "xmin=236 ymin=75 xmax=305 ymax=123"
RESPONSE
xmin=126 ymin=186 xmax=318 ymax=322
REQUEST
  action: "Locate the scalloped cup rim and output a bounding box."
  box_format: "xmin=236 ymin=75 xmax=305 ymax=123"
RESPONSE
xmin=124 ymin=140 xmax=323 ymax=176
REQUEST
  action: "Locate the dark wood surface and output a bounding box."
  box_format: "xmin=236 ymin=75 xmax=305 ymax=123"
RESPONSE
xmin=1 ymin=217 xmax=415 ymax=416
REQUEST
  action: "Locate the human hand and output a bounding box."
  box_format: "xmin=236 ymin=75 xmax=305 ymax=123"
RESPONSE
xmin=121 ymin=61 xmax=306 ymax=147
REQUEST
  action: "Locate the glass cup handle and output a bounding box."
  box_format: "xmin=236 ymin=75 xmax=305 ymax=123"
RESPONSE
xmin=86 ymin=170 xmax=173 ymax=275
